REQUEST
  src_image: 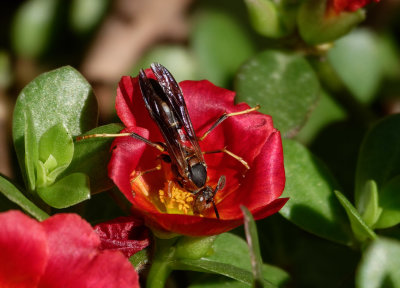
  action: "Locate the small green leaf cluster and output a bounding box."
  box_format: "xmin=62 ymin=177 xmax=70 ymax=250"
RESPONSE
xmin=243 ymin=0 xmax=365 ymax=44
xmin=1 ymin=66 xmax=121 ymax=214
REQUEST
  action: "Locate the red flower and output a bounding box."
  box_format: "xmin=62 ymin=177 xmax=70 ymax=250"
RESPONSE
xmin=0 ymin=210 xmax=139 ymax=288
xmin=329 ymin=0 xmax=380 ymax=13
xmin=109 ymin=67 xmax=287 ymax=236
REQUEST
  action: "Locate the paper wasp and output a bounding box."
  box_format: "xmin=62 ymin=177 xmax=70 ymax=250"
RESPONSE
xmin=78 ymin=63 xmax=259 ymax=219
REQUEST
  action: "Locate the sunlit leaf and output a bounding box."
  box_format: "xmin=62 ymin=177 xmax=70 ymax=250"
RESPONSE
xmin=235 ymin=50 xmax=319 ymax=137
xmin=280 ymin=139 xmax=353 ymax=245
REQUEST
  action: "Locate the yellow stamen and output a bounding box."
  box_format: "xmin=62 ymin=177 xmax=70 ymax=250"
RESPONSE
xmin=158 ymin=181 xmax=196 ymax=215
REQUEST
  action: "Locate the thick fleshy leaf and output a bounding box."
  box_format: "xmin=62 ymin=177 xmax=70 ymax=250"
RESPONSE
xmin=357 ymin=180 xmax=381 ymax=228
xmin=295 ymin=90 xmax=347 ymax=144
xmin=241 ymin=206 xmax=263 ymax=287
xmin=235 ymin=50 xmax=319 ymax=137
xmin=375 ymin=175 xmax=400 ymax=229
xmin=356 ymin=238 xmax=400 ymax=288
xmin=38 ymin=214 xmax=139 ymax=287
xmin=297 ymin=0 xmax=365 ymax=45
xmin=11 ymin=0 xmax=59 ymax=57
xmin=129 ymin=249 xmax=150 ymax=272
xmin=355 ymin=114 xmax=400 ymax=206
xmin=175 ymin=236 xmax=218 ymax=260
xmin=36 ymin=123 xmax=74 ymax=188
xmin=38 ymin=123 xmax=74 ymax=170
xmin=0 ymin=211 xmax=48 ymax=288
xmin=37 ymin=173 xmax=90 ymax=208
xmin=173 ymin=233 xmax=289 ymax=287
xmin=280 ymin=139 xmax=352 ymax=245
xmin=244 ymin=0 xmax=297 ymax=38
xmin=191 ymin=9 xmax=255 ymax=87
xmin=94 ymin=216 xmax=151 ymax=258
xmin=62 ymin=124 xmax=123 ymax=193
xmin=24 ymin=108 xmax=38 ymax=191
xmin=207 ymin=233 xmax=289 ymax=286
xmin=13 ymin=66 xmax=98 ymax=188
xmin=328 ymin=29 xmax=382 ymax=104
xmin=0 ymin=175 xmax=49 ymax=221
xmin=334 ymin=190 xmax=376 ymax=243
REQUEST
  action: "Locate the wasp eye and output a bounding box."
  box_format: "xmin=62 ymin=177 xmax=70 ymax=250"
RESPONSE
xmin=189 ymin=163 xmax=207 ymax=188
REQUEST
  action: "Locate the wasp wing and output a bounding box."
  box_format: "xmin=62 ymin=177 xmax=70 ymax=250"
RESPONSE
xmin=138 ymin=70 xmax=188 ymax=172
xmin=150 ymin=63 xmax=205 ymax=164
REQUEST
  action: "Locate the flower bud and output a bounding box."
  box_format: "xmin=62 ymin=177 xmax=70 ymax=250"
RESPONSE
xmin=298 ymin=0 xmax=365 ymax=45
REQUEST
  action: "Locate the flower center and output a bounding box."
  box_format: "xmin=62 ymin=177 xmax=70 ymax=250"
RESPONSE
xmin=130 ymin=170 xmax=201 ymax=216
xmin=158 ymin=181 xmax=195 ymax=215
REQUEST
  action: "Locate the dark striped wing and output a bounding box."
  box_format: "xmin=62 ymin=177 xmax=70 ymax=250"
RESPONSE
xmin=150 ymin=63 xmax=205 ymax=163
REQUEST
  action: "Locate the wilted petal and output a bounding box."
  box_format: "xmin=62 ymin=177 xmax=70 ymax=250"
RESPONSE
xmin=94 ymin=216 xmax=151 ymax=258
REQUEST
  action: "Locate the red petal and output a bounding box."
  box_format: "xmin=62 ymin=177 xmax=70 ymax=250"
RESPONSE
xmin=94 ymin=217 xmax=151 ymax=258
xmin=116 ymin=72 xmax=162 ymax=142
xmin=66 ymin=250 xmax=139 ymax=288
xmin=0 ymin=211 xmax=48 ymax=288
xmin=138 ymin=198 xmax=288 ymax=236
xmin=331 ymin=0 xmax=379 ymax=13
xmin=108 ymin=127 xmax=149 ymax=203
xmin=38 ymin=214 xmax=138 ymax=287
xmin=217 ymin=130 xmax=285 ymax=217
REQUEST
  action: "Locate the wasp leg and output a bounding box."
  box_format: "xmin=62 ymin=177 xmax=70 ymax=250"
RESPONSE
xmin=203 ymin=147 xmax=250 ymax=169
xmin=76 ymin=132 xmax=165 ymax=152
xmin=198 ymin=105 xmax=260 ymax=141
xmin=130 ymin=164 xmax=162 ymax=185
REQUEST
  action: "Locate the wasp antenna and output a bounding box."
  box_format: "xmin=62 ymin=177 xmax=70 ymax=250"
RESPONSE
xmin=211 ymin=199 xmax=220 ymax=219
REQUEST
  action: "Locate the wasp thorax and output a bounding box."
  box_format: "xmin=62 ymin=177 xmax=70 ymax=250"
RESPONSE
xmin=189 ymin=163 xmax=207 ymax=188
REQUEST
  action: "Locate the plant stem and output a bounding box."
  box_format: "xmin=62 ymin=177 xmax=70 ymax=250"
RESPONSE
xmin=146 ymin=237 xmax=178 ymax=288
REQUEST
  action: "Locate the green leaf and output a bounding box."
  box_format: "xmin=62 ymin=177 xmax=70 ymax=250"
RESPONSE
xmin=357 ymin=180 xmax=382 ymax=228
xmin=175 ymin=236 xmax=217 ymax=260
xmin=328 ymin=29 xmax=382 ymax=104
xmin=235 ymin=50 xmax=319 ymax=137
xmin=241 ymin=206 xmax=263 ymax=287
xmin=355 ymin=114 xmax=400 ymax=206
xmin=35 ymin=123 xmax=74 ymax=188
xmin=356 ymin=238 xmax=400 ymax=288
xmin=11 ymin=0 xmax=59 ymax=57
xmin=244 ymin=0 xmax=297 ymax=38
xmin=24 ymin=109 xmax=38 ymax=191
xmin=38 ymin=123 xmax=74 ymax=169
xmin=61 ymin=124 xmax=123 ymax=193
xmin=191 ymin=9 xmax=255 ymax=87
xmin=377 ymin=34 xmax=400 ymax=78
xmin=0 ymin=175 xmax=49 ymax=221
xmin=37 ymin=172 xmax=90 ymax=208
xmin=129 ymin=248 xmax=150 ymax=272
xmin=334 ymin=190 xmax=376 ymax=243
xmin=295 ymin=89 xmax=346 ymax=144
xmin=13 ymin=66 xmax=98 ymax=189
xmin=297 ymin=0 xmax=365 ymax=45
xmin=280 ymin=139 xmax=353 ymax=245
xmin=375 ymin=175 xmax=400 ymax=229
xmin=188 ymin=233 xmax=289 ymax=287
